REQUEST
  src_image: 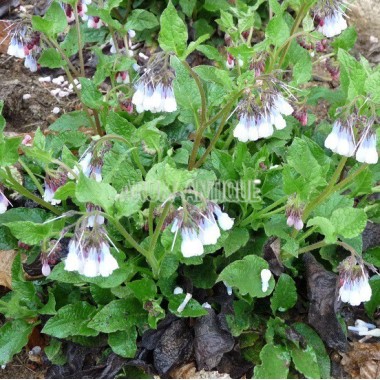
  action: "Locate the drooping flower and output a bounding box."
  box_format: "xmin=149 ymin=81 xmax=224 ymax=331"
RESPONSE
xmin=338 ymin=257 xmax=372 ymax=306
xmin=115 ymin=71 xmax=130 ymax=84
xmin=260 ymin=269 xmax=272 ymax=292
xmin=86 ymin=203 xmax=105 ymax=228
xmin=87 ymin=16 xmax=105 ymax=29
xmin=355 ymin=129 xmax=378 ymax=164
xmin=226 ymin=52 xmax=235 ymax=69
xmin=324 ymin=120 xmax=355 ymax=157
xmin=7 ymin=33 xmax=26 ymax=59
xmin=24 ymin=53 xmax=38 ymax=72
xmin=73 ymin=150 xmax=104 ymax=182
xmin=168 ymin=201 xmax=233 ymax=258
xmin=132 ymin=53 xmax=177 ymax=113
xmin=233 ymin=92 xmax=293 ymax=143
xmin=43 ymin=174 xmax=67 ymax=205
xmin=314 ymin=0 xmax=348 ymax=38
xmin=64 ymin=228 xmax=119 ymax=277
xmin=0 ymin=190 xmax=10 ymax=214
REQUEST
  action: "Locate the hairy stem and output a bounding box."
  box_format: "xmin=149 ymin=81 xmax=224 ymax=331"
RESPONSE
xmin=5 ymin=167 xmax=62 ymax=215
xmin=74 ymin=2 xmax=85 ymax=77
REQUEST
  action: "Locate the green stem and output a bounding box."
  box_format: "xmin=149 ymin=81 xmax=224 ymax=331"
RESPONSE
xmin=297 ymin=225 xmax=317 ymax=242
xmin=5 ymin=167 xmax=62 ymax=215
xmin=18 ymin=158 xmax=44 ymax=196
xmin=93 ymin=110 xmax=104 ymax=136
xmin=240 ymin=195 xmax=288 ymax=227
xmin=277 ymin=3 xmax=308 ymax=69
xmin=148 ymin=202 xmax=154 ymax=236
xmin=303 ymin=157 xmax=348 ymax=221
xmin=298 ymin=240 xmax=327 ymax=254
xmin=74 ymin=2 xmax=85 ymax=77
xmin=182 ymin=61 xmax=206 ymax=126
xmin=107 ymin=215 xmax=149 ymax=257
xmin=260 ymin=205 xmax=287 ymax=219
xmin=331 ymin=164 xmax=368 ymax=193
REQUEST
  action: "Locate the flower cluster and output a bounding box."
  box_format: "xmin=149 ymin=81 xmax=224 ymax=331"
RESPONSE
xmin=314 ymin=0 xmax=348 ymax=38
xmin=325 ymin=119 xmax=378 ymax=164
xmin=73 ymin=150 xmax=103 ymax=182
xmin=65 ymin=227 xmax=118 ymax=277
xmin=132 ymin=54 xmax=177 ymax=113
xmin=7 ymin=27 xmax=40 ymax=72
xmin=338 ymin=257 xmax=372 ymax=306
xmin=43 ymin=174 xmax=68 ymax=205
xmin=233 ymin=92 xmax=294 ymax=142
xmin=62 ymin=0 xmax=91 ymax=23
xmin=169 ymin=202 xmax=234 ymax=258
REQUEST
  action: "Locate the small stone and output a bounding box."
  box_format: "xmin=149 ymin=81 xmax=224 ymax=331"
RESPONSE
xmin=50 ymin=89 xmax=60 ymax=96
xmin=370 ymin=35 xmax=379 ymax=43
xmin=22 ymin=94 xmax=31 ymax=100
xmin=38 ymin=76 xmax=51 ymax=82
xmin=52 ymin=107 xmax=60 ymax=114
xmin=58 ymin=91 xmax=69 ymax=97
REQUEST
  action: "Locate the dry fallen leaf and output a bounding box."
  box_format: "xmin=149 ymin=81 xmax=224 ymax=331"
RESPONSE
xmin=341 ymin=342 xmax=380 ymax=379
xmin=0 ymin=250 xmax=17 ymax=288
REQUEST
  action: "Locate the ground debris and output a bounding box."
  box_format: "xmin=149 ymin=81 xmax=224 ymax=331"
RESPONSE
xmin=341 ymin=342 xmax=380 ymax=379
xmin=303 ymin=252 xmax=348 ymax=351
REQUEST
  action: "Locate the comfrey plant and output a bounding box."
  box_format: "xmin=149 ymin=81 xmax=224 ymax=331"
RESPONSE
xmin=0 ymin=0 xmax=379 ymax=377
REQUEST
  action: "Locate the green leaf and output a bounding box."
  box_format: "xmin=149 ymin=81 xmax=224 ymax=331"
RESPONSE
xmin=224 ymin=228 xmax=249 ymax=257
xmin=90 ymin=284 xmax=115 ymax=305
xmin=254 ymin=344 xmax=291 ymax=379
xmin=75 ymin=173 xmax=117 ymax=213
xmin=338 ymin=49 xmax=368 ymax=101
xmin=292 ymin=323 xmax=331 ymax=379
xmin=42 ymin=301 xmax=98 ymax=338
xmin=79 ymin=78 xmax=103 ymax=109
xmin=365 ymin=71 xmax=380 ymax=102
xmin=193 ymin=65 xmax=233 ymax=89
xmin=49 ymin=111 xmax=93 ymax=132
xmin=108 ymin=326 xmax=137 ymax=358
xmin=171 ymin=56 xmax=201 ymax=119
xmin=125 ymin=9 xmax=159 ymax=31
xmin=226 ymin=300 xmax=256 ymax=337
xmin=0 ymin=137 xmax=22 ymax=166
xmin=313 ymin=192 xmax=353 ymax=218
xmin=31 ymin=1 xmax=67 ymax=38
xmin=365 ymin=275 xmax=380 ymax=318
xmin=104 ymin=111 xmax=135 ymax=140
xmin=38 ymin=48 xmax=65 ymax=68
xmin=44 ymin=338 xmax=67 ymax=365
xmin=180 ymin=0 xmax=197 ymax=17
xmin=183 ymin=34 xmax=210 ymax=58
xmin=0 ymin=320 xmax=35 ymax=365
xmin=331 ymin=27 xmax=357 ymax=52
xmin=271 ymin=274 xmax=297 ymax=313
xmin=168 ymin=294 xmax=208 ymax=317
xmin=4 ymin=221 xmax=56 ymax=245
xmin=88 ymin=298 xmax=147 ymax=333
xmin=290 ymin=345 xmax=321 ymax=378
xmin=61 ymin=26 xmax=79 ymax=57
xmin=127 ymin=278 xmax=157 ymax=301
xmin=183 ymin=256 xmax=218 ymax=289
xmin=218 ymin=255 xmax=275 ymax=298
xmin=331 ymin=207 xmax=367 ymax=239
xmin=265 ymin=15 xmax=290 ymax=47
xmin=158 ymin=1 xmax=188 ymax=56
xmin=307 ymin=216 xmax=337 ymax=244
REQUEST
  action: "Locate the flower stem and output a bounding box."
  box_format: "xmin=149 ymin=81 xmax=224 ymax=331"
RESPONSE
xmin=74 ymin=2 xmax=85 ymax=77
xmin=5 ymin=167 xmax=62 ymax=216
xmin=303 ymin=156 xmax=348 ymax=221
xmin=18 ymin=158 xmax=44 ymax=196
xmin=240 ymin=195 xmax=288 ymax=227
xmin=298 ymin=240 xmax=327 ymax=254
